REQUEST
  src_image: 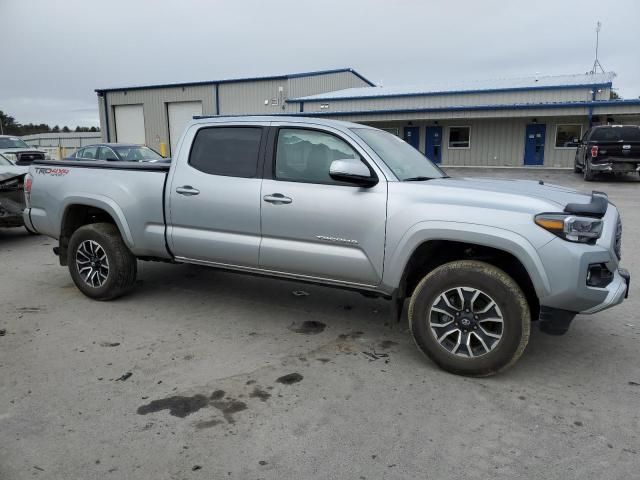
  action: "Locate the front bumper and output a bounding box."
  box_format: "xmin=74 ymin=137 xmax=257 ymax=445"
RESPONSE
xmin=537 ymin=205 xmax=628 ymax=315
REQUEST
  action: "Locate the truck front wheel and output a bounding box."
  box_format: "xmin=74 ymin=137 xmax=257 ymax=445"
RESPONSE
xmin=67 ymin=223 xmax=137 ymax=301
xmin=408 ymin=260 xmax=530 ymax=377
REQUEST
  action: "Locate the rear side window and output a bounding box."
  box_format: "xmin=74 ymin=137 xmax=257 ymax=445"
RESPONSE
xmin=591 ymin=127 xmax=640 ymax=142
xmin=189 ymin=127 xmax=263 ymax=177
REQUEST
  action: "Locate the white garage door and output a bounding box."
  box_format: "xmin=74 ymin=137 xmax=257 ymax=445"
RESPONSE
xmin=114 ymin=104 xmax=145 ymax=144
xmin=168 ymin=101 xmax=203 ymax=155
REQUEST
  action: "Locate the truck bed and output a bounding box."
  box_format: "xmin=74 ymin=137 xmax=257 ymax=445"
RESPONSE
xmin=27 ymin=160 xmax=172 ymax=259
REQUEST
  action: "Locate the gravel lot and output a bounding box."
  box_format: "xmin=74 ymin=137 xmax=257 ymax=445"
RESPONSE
xmin=1 ymin=168 xmax=638 ymax=480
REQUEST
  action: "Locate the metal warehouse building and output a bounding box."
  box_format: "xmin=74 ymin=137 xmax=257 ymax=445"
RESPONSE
xmin=97 ymin=68 xmax=640 ymax=167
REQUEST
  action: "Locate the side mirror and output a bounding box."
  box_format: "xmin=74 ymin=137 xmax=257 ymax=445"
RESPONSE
xmin=329 ymin=158 xmax=378 ymax=187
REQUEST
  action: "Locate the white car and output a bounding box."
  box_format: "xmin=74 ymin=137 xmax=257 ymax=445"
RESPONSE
xmin=0 ymin=135 xmax=46 ymax=165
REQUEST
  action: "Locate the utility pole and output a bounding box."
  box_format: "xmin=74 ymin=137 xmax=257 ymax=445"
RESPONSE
xmin=590 ymin=21 xmax=605 ymax=74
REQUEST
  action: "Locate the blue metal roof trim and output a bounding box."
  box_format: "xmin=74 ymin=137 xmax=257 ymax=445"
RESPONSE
xmin=95 ymin=68 xmax=374 ymax=93
xmin=287 ymin=82 xmax=614 ymax=103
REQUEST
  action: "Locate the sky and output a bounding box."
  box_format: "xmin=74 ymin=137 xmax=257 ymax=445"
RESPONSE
xmin=1 ymin=0 xmax=639 ymax=128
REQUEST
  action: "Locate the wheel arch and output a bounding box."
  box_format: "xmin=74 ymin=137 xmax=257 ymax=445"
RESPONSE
xmin=384 ymin=223 xmax=551 ymax=319
xmin=59 ymin=197 xmax=133 ymax=266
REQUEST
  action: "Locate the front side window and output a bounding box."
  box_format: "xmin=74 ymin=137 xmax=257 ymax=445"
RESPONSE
xmin=189 ymin=127 xmax=262 ymax=177
xmin=275 ymin=128 xmax=362 ymax=184
xmin=448 ymin=127 xmax=470 ymax=148
xmin=555 ymin=125 xmax=582 ymax=148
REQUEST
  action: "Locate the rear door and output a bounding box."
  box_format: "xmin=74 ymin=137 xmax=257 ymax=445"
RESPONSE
xmin=168 ymin=122 xmax=267 ymax=267
xmin=259 ymin=124 xmax=387 ymax=286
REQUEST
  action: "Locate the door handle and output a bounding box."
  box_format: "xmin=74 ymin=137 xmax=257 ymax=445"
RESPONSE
xmin=263 ymin=193 xmax=292 ymax=205
xmin=176 ymin=185 xmax=200 ymax=196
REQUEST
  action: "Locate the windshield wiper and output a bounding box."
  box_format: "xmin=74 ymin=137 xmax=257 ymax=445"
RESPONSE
xmin=402 ymin=176 xmax=435 ymax=182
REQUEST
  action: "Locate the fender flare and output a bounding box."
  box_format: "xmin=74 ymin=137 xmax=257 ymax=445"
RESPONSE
xmin=383 ymin=221 xmax=552 ymax=298
xmin=61 ymin=194 xmax=135 ymax=249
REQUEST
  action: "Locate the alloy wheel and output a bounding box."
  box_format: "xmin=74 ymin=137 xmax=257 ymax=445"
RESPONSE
xmin=429 ymin=287 xmax=504 ymax=357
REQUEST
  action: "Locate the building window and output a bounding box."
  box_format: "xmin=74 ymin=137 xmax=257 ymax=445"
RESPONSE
xmin=555 ymin=125 xmax=583 ymax=148
xmin=381 ymin=128 xmax=400 ymax=137
xmin=448 ymin=126 xmax=471 ymax=149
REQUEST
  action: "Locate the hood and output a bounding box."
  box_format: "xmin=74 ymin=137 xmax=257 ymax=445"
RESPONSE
xmin=398 ymin=176 xmax=595 ymax=215
xmin=433 ymin=177 xmax=590 ymax=207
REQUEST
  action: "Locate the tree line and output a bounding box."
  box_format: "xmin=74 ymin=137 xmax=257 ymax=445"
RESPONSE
xmin=0 ymin=110 xmax=100 ymax=136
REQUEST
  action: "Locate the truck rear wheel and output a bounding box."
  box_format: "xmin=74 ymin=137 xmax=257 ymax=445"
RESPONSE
xmin=408 ymin=260 xmax=530 ymax=377
xmin=67 ymin=223 xmax=137 ymax=301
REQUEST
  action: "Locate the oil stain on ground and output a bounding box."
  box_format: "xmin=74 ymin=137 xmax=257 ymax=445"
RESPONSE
xmin=276 ymin=373 xmax=303 ymax=385
xmin=289 ymin=320 xmax=326 ymax=335
xmin=249 ymin=387 xmax=271 ymax=402
xmin=137 ymin=394 xmax=210 ymax=418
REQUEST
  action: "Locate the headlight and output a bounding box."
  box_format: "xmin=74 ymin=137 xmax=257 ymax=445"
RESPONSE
xmin=3 ymin=152 xmax=18 ymax=163
xmin=535 ymin=213 xmax=603 ymax=243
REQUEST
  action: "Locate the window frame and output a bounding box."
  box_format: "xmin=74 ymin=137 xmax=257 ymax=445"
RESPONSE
xmin=186 ymin=125 xmax=266 ymax=179
xmin=78 ymin=145 xmax=99 ymax=160
xmin=97 ymin=146 xmax=119 ymax=161
xmin=447 ymin=126 xmax=471 ymax=150
xmin=554 ymin=124 xmax=583 ymax=149
xmin=267 ymin=126 xmax=378 ymax=187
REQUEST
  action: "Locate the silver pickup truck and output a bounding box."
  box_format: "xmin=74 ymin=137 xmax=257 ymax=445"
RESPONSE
xmin=24 ymin=116 xmax=630 ymax=376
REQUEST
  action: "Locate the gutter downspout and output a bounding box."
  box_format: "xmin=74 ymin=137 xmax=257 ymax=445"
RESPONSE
xmin=102 ymin=91 xmax=111 ymax=142
xmin=588 ymin=89 xmax=596 ymax=128
xmin=215 ymin=84 xmax=220 ymax=115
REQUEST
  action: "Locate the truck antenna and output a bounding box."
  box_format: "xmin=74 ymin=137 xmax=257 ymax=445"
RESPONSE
xmin=590 ymin=21 xmax=605 ymax=74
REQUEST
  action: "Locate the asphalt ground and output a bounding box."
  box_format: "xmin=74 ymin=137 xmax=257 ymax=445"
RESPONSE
xmin=1 ymin=168 xmax=638 ymax=479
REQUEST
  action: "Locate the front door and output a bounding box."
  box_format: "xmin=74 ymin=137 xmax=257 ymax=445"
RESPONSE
xmin=524 ymin=124 xmax=546 ymax=165
xmin=425 ymin=126 xmax=443 ymax=164
xmin=168 ymin=124 xmax=266 ymax=267
xmin=259 ymin=126 xmax=387 ymax=286
xmin=403 ymin=126 xmax=420 ymax=151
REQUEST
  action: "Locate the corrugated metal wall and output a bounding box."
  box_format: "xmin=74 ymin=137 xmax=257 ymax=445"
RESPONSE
xmin=99 ymin=70 xmax=370 ymax=148
xmin=301 ymin=87 xmax=605 ymax=114
xmin=288 ymin=71 xmax=370 ymax=99
xmin=103 ymin=85 xmax=217 ymax=151
xmin=362 ymin=116 xmax=590 ymax=168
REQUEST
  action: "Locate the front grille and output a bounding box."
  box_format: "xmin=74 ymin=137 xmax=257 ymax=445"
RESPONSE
xmin=614 ymin=215 xmax=622 ymax=260
xmin=17 ymin=152 xmax=45 ymax=163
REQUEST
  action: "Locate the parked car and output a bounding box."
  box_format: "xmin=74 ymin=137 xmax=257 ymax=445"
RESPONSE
xmin=0 ymin=153 xmax=29 ymax=229
xmin=66 ymin=143 xmax=169 ymax=163
xmin=0 ymin=135 xmax=47 ymax=165
xmin=24 ymin=116 xmax=629 ymax=376
xmin=574 ymin=125 xmax=640 ymax=181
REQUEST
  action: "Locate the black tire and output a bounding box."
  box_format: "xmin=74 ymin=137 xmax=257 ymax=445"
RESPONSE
xmin=67 ymin=223 xmax=137 ymax=300
xmin=408 ymin=260 xmax=530 ymax=377
xmin=583 ymin=159 xmax=594 ymax=181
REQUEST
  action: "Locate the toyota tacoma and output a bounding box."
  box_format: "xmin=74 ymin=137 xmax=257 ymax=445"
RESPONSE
xmin=24 ymin=117 xmax=630 ymax=376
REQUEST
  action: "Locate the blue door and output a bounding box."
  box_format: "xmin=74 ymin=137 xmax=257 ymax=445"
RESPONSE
xmin=524 ymin=124 xmax=546 ymax=165
xmin=425 ymin=126 xmax=443 ymax=164
xmin=403 ymin=126 xmax=420 ymax=151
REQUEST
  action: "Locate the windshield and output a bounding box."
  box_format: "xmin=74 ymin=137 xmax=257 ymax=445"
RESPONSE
xmin=113 ymin=146 xmax=162 ymax=161
xmin=0 ymin=154 xmax=12 ymax=166
xmin=351 ymin=128 xmax=445 ymax=180
xmin=0 ymin=137 xmax=30 ymax=149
